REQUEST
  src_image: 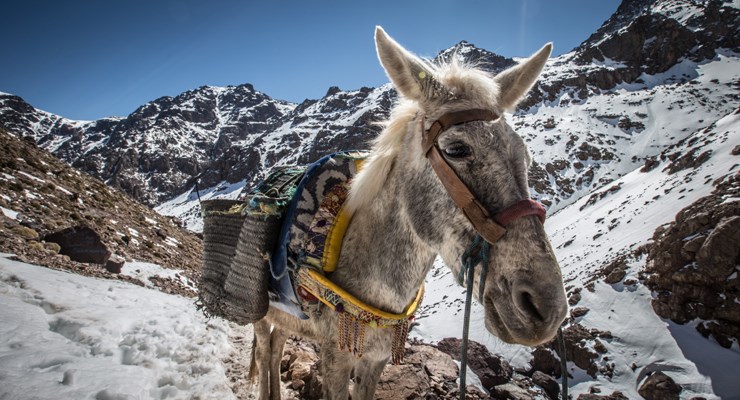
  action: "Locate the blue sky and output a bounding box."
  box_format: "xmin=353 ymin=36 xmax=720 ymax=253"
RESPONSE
xmin=1 ymin=1 xmax=620 ymax=121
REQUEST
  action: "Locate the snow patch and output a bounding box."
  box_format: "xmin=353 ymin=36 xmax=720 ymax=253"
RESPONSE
xmin=0 ymin=256 xmax=239 ymax=399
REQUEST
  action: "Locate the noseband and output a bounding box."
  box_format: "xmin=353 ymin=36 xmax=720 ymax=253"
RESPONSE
xmin=421 ymin=108 xmax=546 ymax=244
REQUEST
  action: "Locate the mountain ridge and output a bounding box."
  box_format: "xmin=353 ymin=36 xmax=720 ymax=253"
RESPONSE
xmin=2 ymin=1 xmax=736 ymax=219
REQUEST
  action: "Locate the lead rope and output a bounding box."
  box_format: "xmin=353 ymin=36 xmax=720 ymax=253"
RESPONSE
xmin=458 ymin=235 xmax=489 ymax=400
xmin=557 ymin=327 xmax=569 ymax=400
xmin=457 ymin=237 xmax=570 ymax=400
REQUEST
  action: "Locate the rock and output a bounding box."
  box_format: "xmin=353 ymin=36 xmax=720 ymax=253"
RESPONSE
xmin=558 ymin=324 xmax=600 ymax=377
xmin=405 ymin=344 xmax=458 ymax=381
xmin=638 ymin=371 xmax=682 ymax=400
xmin=644 ymin=174 xmax=740 ymax=347
xmin=375 ymin=364 xmax=430 ymax=400
xmin=490 ymin=383 xmax=534 ymax=400
xmin=288 ymin=349 xmax=318 ymax=383
xmin=105 ymin=254 xmax=124 ymax=274
xmin=532 ymin=371 xmax=560 ymax=400
xmin=695 ymin=216 xmax=740 ymax=280
xmin=43 ymin=225 xmax=111 ymax=264
xmin=437 ymin=337 xmax=513 ymax=389
xmin=680 ymin=235 xmax=706 ymax=255
xmin=277 ymin=339 xmax=474 ymax=400
xmin=641 ymin=156 xmax=660 ymax=172
xmin=569 ymin=288 xmax=582 ymax=306
xmin=603 ymin=261 xmax=627 ymax=284
xmin=571 ymin=307 xmax=590 ymax=318
xmin=529 ymin=347 xmax=562 ymax=378
xmin=577 ymin=391 xmax=628 ymax=400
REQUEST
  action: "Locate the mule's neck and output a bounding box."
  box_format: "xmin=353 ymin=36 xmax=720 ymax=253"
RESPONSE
xmin=331 ymin=167 xmax=436 ymax=315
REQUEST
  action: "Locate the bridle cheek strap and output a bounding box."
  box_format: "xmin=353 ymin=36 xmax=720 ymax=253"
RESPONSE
xmin=422 ymin=109 xmax=547 ymax=244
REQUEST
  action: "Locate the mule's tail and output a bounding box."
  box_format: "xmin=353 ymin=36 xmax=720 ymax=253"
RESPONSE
xmin=247 ymin=334 xmax=258 ymax=383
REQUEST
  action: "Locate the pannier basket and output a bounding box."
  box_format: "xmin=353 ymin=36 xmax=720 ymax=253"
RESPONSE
xmin=199 ymin=166 xmax=305 ymax=324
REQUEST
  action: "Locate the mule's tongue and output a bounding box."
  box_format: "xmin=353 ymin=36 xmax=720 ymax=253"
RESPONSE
xmin=494 ymin=199 xmax=546 ymax=227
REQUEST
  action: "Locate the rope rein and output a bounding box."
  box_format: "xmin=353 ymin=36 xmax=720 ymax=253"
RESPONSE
xmin=458 ymin=236 xmax=489 ymax=400
xmin=457 ymin=237 xmax=569 ymax=399
xmin=456 ymin=236 xmax=569 ymax=399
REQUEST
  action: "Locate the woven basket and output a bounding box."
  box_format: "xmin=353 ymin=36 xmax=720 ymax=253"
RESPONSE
xmin=199 ymin=167 xmax=304 ymax=324
xmin=220 ymin=212 xmax=279 ymax=324
xmin=199 ymin=199 xmax=246 ymax=318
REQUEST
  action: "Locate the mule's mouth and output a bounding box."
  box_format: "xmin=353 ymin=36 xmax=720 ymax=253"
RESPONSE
xmin=482 ymin=281 xmax=568 ymax=346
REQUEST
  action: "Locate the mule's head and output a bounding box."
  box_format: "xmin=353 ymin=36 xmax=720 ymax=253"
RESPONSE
xmin=360 ymin=27 xmax=567 ymax=346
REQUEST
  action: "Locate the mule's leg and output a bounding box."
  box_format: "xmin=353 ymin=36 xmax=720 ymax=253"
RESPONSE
xmin=253 ymin=319 xmax=272 ymax=400
xmin=320 ymin=342 xmax=355 ymax=400
xmin=269 ymin=328 xmax=288 ymax=400
xmin=351 ymin=357 xmax=388 ymax=400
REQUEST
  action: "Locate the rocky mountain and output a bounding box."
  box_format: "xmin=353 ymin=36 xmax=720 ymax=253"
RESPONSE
xmin=0 ymin=84 xmax=295 ymax=206
xmin=2 ymin=1 xmax=737 ymax=230
xmin=0 ymin=127 xmax=202 ymax=296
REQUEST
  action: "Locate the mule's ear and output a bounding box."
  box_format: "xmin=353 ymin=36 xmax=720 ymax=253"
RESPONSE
xmin=494 ymin=43 xmax=552 ymax=111
xmin=375 ymin=26 xmax=445 ymax=102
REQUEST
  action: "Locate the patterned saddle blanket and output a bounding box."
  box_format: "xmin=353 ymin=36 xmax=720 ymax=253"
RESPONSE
xmin=251 ymin=151 xmax=368 ymax=319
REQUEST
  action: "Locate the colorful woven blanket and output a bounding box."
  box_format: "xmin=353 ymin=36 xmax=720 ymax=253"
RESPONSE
xmin=269 ymin=151 xmax=369 ymax=317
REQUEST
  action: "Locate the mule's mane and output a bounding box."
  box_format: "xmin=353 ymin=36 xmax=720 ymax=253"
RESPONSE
xmin=347 ymin=57 xmax=502 ymax=213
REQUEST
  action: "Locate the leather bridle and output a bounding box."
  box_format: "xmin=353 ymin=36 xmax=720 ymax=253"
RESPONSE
xmin=421 ymin=108 xmax=547 ymax=244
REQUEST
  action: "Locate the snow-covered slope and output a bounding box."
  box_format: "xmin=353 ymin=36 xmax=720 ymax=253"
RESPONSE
xmin=0 ymin=255 xmax=243 ymax=400
xmin=519 ymin=51 xmax=738 ymax=214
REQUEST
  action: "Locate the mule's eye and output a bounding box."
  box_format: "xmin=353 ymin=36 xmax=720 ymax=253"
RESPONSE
xmin=443 ymin=143 xmax=472 ymax=159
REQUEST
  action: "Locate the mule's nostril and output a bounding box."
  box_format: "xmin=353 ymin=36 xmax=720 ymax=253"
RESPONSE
xmin=515 ymin=290 xmax=545 ymax=321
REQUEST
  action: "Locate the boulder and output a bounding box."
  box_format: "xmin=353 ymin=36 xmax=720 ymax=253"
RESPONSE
xmin=44 ymin=225 xmax=110 ymax=264
xmin=490 ymin=383 xmax=534 ymax=400
xmin=529 ymin=347 xmax=562 ymax=378
xmin=577 ymin=391 xmax=628 ymax=400
xmin=638 ymin=371 xmax=682 ymax=400
xmin=532 ymin=371 xmax=560 ymax=400
xmin=105 ymin=254 xmax=124 ymax=274
xmin=644 ymin=175 xmax=740 ymax=347
xmin=437 ymin=337 xmax=513 ymax=388
xmin=375 ymin=364 xmax=430 ymax=400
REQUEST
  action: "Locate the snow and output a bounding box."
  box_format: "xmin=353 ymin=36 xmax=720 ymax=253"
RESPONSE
xmin=1 ymin=206 xmax=20 ymax=220
xmin=121 ymin=260 xmax=195 ymax=290
xmin=17 ymin=171 xmax=46 ymax=183
xmin=155 ymin=179 xmax=248 ymax=233
xmin=0 ymin=255 xmax=240 ymax=400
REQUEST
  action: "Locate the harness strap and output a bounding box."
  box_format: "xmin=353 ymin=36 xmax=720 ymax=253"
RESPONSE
xmin=421 ymin=109 xmax=500 ymax=154
xmin=427 ymin=147 xmax=507 ymax=243
xmin=459 ymin=236 xmax=484 ymax=399
xmin=422 ymin=109 xmax=546 ymax=244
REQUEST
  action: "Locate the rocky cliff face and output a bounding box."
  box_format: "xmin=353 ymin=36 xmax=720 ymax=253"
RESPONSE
xmin=645 ymin=172 xmax=740 ymax=348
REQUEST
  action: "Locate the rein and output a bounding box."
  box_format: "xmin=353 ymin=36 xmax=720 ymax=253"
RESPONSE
xmin=420 ymin=109 xmax=564 ymax=399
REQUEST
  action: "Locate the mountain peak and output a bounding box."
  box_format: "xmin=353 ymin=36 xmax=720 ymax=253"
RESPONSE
xmin=435 ymin=41 xmax=516 ymax=74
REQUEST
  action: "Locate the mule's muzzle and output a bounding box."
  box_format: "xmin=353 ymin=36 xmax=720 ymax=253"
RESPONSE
xmin=484 ymin=279 xmax=567 ymax=346
xmin=509 ymin=277 xmax=568 ymax=344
